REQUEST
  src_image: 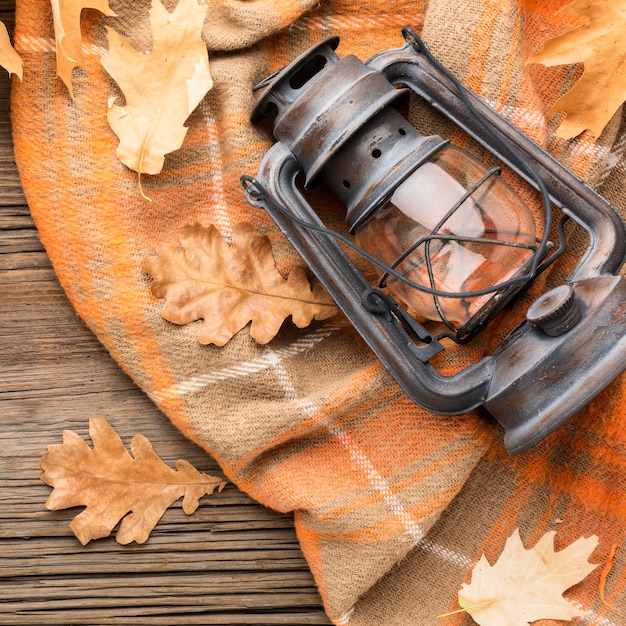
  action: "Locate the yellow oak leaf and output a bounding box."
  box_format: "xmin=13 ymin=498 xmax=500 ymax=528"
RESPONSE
xmin=51 ymin=0 xmax=115 ymax=98
xmin=528 ymin=0 xmax=626 ymax=139
xmin=0 ymin=21 xmax=22 ymax=80
xmin=40 ymin=417 xmax=227 ymax=545
xmin=144 ymin=222 xmax=339 ymax=346
xmin=453 ymin=529 xmax=599 ymax=626
xmin=101 ymin=0 xmax=212 ymax=197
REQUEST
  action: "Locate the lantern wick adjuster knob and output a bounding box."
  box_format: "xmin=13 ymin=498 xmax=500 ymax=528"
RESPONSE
xmin=526 ymin=284 xmax=582 ymax=337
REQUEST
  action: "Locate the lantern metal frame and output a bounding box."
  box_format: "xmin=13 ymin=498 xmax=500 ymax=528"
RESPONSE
xmin=242 ymin=28 xmax=626 ymax=454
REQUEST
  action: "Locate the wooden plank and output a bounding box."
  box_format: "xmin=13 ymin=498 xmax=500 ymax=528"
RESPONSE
xmin=0 ymin=259 xmax=329 ymax=622
xmin=0 ymin=612 xmax=330 ymax=625
xmin=0 ymin=4 xmax=330 ymax=622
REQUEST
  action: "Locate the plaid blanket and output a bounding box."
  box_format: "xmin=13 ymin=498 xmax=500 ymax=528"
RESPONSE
xmin=12 ymin=0 xmax=626 ymax=623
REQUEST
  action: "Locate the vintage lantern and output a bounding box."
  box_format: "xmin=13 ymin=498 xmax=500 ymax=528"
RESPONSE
xmin=242 ymin=28 xmax=626 ymax=454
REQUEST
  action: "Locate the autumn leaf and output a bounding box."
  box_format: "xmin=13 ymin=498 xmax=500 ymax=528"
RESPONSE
xmin=0 ymin=21 xmax=22 ymax=80
xmin=101 ymin=0 xmax=212 ymax=198
xmin=51 ymin=0 xmax=115 ymax=98
xmin=528 ymin=0 xmax=626 ymax=139
xmin=144 ymin=222 xmax=339 ymax=346
xmin=446 ymin=529 xmax=599 ymax=626
xmin=40 ymin=417 xmax=227 ymax=545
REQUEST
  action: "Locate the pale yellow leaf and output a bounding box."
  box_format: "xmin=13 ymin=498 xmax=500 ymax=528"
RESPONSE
xmin=528 ymin=0 xmax=626 ymax=139
xmin=101 ymin=0 xmax=212 ymax=185
xmin=0 ymin=21 xmax=22 ymax=80
xmin=457 ymin=529 xmax=598 ymax=626
xmin=40 ymin=417 xmax=227 ymax=545
xmin=144 ymin=222 xmax=339 ymax=346
xmin=51 ymin=0 xmax=115 ymax=98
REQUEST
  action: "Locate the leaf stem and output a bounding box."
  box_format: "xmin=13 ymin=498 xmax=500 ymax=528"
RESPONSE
xmin=137 ymin=147 xmax=152 ymax=203
xmin=437 ymin=600 xmax=492 ymax=619
xmin=436 ymin=607 xmax=469 ymax=619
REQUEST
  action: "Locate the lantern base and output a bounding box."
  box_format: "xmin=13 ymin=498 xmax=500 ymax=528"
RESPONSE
xmin=485 ymin=275 xmax=626 ymax=453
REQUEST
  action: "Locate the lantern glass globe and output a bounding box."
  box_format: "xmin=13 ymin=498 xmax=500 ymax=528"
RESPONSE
xmin=354 ymin=146 xmax=537 ymax=326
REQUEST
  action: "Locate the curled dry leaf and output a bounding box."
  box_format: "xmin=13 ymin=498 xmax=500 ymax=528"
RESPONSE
xmin=101 ymin=0 xmax=212 ymax=197
xmin=528 ymin=0 xmax=626 ymax=139
xmin=40 ymin=417 xmax=227 ymax=545
xmin=51 ymin=0 xmax=115 ymax=98
xmin=455 ymin=529 xmax=599 ymax=626
xmin=0 ymin=21 xmax=22 ymax=80
xmin=144 ymin=222 xmax=339 ymax=346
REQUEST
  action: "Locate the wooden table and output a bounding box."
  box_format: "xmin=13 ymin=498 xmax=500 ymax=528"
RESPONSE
xmin=0 ymin=3 xmax=329 ymax=623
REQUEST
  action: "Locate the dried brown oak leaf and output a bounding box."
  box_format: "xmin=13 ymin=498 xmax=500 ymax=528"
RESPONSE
xmin=52 ymin=0 xmax=115 ymax=98
xmin=450 ymin=529 xmax=599 ymax=626
xmin=41 ymin=417 xmax=227 ymax=545
xmin=528 ymin=0 xmax=626 ymax=139
xmin=102 ymin=0 xmax=212 ymax=197
xmin=144 ymin=222 xmax=339 ymax=346
xmin=0 ymin=21 xmax=22 ymax=80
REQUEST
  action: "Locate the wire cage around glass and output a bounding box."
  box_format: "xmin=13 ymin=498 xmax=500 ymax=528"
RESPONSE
xmin=353 ymin=144 xmax=538 ymax=333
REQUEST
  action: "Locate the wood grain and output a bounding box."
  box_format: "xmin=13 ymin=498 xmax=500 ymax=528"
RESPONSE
xmin=0 ymin=5 xmax=329 ymax=623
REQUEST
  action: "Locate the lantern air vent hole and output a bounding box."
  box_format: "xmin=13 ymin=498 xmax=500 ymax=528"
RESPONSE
xmin=289 ymin=54 xmax=328 ymax=90
xmin=398 ymin=128 xmax=407 ymax=135
xmin=372 ymin=148 xmax=382 ymax=158
xmin=264 ymin=101 xmax=279 ymax=123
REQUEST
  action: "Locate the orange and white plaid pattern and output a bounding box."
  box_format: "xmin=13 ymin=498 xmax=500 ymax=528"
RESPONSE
xmin=12 ymin=0 xmax=626 ymax=623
